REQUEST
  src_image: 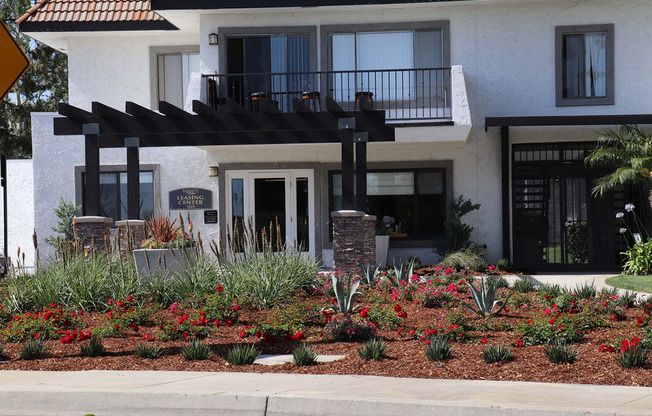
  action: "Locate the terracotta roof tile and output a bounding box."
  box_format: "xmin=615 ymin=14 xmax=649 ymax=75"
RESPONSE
xmin=16 ymin=0 xmax=166 ymax=24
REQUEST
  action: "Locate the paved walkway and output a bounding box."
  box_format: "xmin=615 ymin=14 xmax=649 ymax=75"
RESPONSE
xmin=502 ymin=273 xmax=651 ymax=299
xmin=0 ymin=371 xmax=651 ymax=416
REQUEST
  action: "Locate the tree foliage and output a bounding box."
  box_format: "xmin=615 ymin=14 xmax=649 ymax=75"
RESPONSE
xmin=433 ymin=195 xmax=481 ymax=256
xmin=584 ymin=125 xmax=652 ymax=197
xmin=0 ymin=0 xmax=68 ymax=158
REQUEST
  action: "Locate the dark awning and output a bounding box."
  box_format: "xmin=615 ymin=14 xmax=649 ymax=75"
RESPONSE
xmin=485 ymin=114 xmax=652 ymax=131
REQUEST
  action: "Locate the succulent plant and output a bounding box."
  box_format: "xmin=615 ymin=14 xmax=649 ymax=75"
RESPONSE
xmin=463 ymin=276 xmax=511 ymax=318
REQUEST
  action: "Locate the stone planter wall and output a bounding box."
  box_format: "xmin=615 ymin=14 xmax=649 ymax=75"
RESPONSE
xmin=73 ymin=216 xmax=112 ymax=252
xmin=331 ymin=210 xmax=376 ymax=272
xmin=116 ymin=220 xmax=146 ymax=259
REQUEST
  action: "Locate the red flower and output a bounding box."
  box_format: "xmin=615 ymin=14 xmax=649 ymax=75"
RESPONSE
xmin=548 ymin=318 xmax=556 ymax=325
xmin=216 ymin=285 xmax=224 ymax=292
xmin=226 ymin=318 xmax=233 ymax=326
xmin=230 ymin=305 xmax=240 ymax=311
xmin=127 ymin=295 xmax=133 ymax=302
xmin=637 ymin=317 xmax=645 ymax=326
xmin=360 ymin=308 xmax=369 ymax=318
xmin=34 ymin=333 xmax=40 ymax=339
xmin=621 ymin=339 xmax=630 ymax=353
xmin=514 ymin=339 xmax=523 ymax=348
xmin=394 ymin=304 xmax=402 ymax=312
xmin=239 ymin=330 xmax=246 ymax=338
xmin=397 ymin=310 xmax=407 ymax=318
xmin=488 ymin=265 xmax=496 ymax=271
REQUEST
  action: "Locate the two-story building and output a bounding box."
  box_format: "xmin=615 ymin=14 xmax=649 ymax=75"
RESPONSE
xmin=14 ymin=0 xmax=652 ymax=271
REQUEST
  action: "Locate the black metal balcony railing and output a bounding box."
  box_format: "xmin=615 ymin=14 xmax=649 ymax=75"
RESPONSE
xmin=203 ymin=68 xmax=451 ymax=121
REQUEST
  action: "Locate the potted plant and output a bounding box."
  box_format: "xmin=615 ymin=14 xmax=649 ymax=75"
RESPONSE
xmin=133 ymin=214 xmax=196 ymax=277
xmin=375 ymin=216 xmax=394 ymax=268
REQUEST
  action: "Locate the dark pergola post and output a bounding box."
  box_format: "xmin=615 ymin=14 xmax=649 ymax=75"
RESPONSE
xmin=501 ymin=126 xmax=511 ymax=261
xmin=354 ymin=132 xmax=368 ymax=212
xmin=339 ymin=118 xmax=355 ymax=210
xmin=83 ymin=123 xmax=100 ymax=216
xmin=125 ymin=137 xmax=140 ymax=219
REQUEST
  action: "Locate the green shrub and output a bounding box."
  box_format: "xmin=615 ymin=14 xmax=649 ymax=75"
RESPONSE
xmin=483 ymin=344 xmax=513 ymax=363
xmin=438 ymin=245 xmax=486 ymax=270
xmin=357 ymin=338 xmax=387 ymax=360
xmin=80 ymin=337 xmax=106 ymax=357
xmin=181 ymin=340 xmax=213 ymax=361
xmin=324 ymin=317 xmax=375 ymax=342
xmin=537 ymin=283 xmax=564 ymax=300
xmin=133 ymin=343 xmax=164 ymax=359
xmin=515 ymin=316 xmax=585 ymax=346
xmin=292 ymin=343 xmax=318 ymax=367
xmin=490 ymin=276 xmax=510 ymax=289
xmin=574 ymin=281 xmax=597 ymax=300
xmin=616 ymin=338 xmax=649 ymax=368
xmin=363 ymin=306 xmax=402 ymax=329
xmin=566 ymin=222 xmax=588 ymax=264
xmin=3 ymin=306 xmax=80 ymax=342
xmin=622 ymin=240 xmax=652 ymax=275
xmin=470 ymin=259 xmax=489 ymax=273
xmin=512 ymin=278 xmax=536 ymax=293
xmin=43 ymin=198 xmax=80 ymax=247
xmin=616 ymin=290 xmax=637 ymax=308
xmin=20 ymin=338 xmax=46 ymax=360
xmin=433 ymin=196 xmax=481 ymax=257
xmin=496 ymin=258 xmax=512 ymax=272
xmin=425 ymin=336 xmax=453 ymax=362
xmin=544 ymin=342 xmax=578 ymax=364
xmin=224 ymin=344 xmax=260 ymax=366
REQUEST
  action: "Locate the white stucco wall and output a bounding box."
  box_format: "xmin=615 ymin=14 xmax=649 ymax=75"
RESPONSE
xmin=32 ymin=113 xmax=220 ymax=262
xmin=67 ymin=32 xmax=198 ymax=110
xmin=25 ymin=0 xmax=652 ymax=265
xmin=0 ymin=160 xmax=35 ymax=270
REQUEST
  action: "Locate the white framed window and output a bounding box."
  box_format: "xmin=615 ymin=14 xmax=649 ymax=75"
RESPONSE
xmin=157 ymin=52 xmax=200 ymax=108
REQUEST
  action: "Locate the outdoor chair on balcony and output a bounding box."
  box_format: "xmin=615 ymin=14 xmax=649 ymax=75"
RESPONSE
xmin=354 ymin=91 xmax=374 ymax=110
xmin=301 ymin=91 xmax=321 ymax=112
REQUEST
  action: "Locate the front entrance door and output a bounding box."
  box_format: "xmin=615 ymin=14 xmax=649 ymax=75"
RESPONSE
xmin=225 ymin=170 xmax=315 ymax=257
xmin=512 ymin=143 xmax=625 ymax=271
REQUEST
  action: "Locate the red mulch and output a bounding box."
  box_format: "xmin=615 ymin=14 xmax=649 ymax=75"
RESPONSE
xmin=0 ymin=290 xmax=649 ymax=387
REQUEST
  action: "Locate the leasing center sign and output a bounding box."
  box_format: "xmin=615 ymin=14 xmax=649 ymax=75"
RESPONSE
xmin=169 ymin=188 xmax=212 ymax=210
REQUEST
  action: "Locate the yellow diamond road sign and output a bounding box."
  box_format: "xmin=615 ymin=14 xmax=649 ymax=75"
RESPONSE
xmin=0 ymin=20 xmax=30 ymax=103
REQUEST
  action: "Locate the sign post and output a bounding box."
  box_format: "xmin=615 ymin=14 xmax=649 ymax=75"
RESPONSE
xmin=0 ymin=20 xmax=30 ymax=276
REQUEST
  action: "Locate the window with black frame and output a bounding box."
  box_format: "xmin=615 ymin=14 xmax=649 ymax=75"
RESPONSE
xmin=82 ymin=171 xmax=155 ymax=223
xmin=555 ymin=24 xmax=614 ymax=106
xmin=330 ymin=169 xmax=446 ymax=240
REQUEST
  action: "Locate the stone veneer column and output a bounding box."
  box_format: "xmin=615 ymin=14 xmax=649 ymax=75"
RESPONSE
xmin=331 ymin=210 xmax=376 ymax=272
xmin=116 ymin=220 xmax=146 ymax=258
xmin=73 ymin=216 xmax=112 ymax=252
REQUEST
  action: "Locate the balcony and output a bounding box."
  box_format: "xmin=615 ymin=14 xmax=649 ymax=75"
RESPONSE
xmin=203 ymin=68 xmax=452 ymax=122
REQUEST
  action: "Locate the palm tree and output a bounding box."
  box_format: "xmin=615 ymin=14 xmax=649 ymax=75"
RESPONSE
xmin=584 ymin=124 xmax=652 ymax=210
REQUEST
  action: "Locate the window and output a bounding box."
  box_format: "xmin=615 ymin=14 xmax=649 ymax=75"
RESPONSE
xmin=330 ymin=29 xmax=444 ymax=72
xmin=157 ymin=52 xmax=200 ymax=108
xmin=82 ymin=171 xmax=155 ymax=222
xmin=556 ymin=24 xmax=614 ymax=106
xmin=330 ymin=169 xmax=446 ymax=240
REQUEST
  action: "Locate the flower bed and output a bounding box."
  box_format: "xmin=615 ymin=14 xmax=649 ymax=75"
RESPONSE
xmin=0 ymin=266 xmax=650 ymax=386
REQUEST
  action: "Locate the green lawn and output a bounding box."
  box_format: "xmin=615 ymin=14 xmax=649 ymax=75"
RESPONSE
xmin=605 ymin=275 xmax=652 ymax=293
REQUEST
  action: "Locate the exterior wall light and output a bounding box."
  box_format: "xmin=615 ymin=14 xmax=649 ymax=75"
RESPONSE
xmin=208 ymin=166 xmax=219 ymax=177
xmin=208 ymin=33 xmax=218 ymax=46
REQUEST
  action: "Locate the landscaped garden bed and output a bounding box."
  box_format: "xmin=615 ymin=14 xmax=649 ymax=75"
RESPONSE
xmin=0 ymin=253 xmax=650 ymax=387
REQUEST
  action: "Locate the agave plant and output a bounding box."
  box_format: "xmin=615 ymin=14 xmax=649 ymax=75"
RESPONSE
xmin=322 ymin=272 xmax=361 ymax=315
xmin=387 ymin=258 xmax=417 ymax=287
xmin=463 ymin=276 xmax=512 ymax=318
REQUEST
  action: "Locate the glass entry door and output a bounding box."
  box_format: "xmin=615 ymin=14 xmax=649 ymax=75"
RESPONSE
xmin=225 ymin=170 xmax=314 ymax=257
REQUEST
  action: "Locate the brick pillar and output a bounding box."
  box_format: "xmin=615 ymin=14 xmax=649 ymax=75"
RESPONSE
xmin=73 ymin=216 xmax=112 ymax=252
xmin=331 ymin=210 xmax=376 ymax=272
xmin=116 ymin=220 xmax=146 ymax=258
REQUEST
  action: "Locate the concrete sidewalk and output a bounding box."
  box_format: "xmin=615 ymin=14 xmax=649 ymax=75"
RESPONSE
xmin=0 ymin=371 xmax=651 ymax=416
xmin=502 ymin=273 xmax=652 ymax=299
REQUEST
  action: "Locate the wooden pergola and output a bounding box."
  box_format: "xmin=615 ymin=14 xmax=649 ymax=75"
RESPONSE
xmin=54 ymin=97 xmax=395 ymax=219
